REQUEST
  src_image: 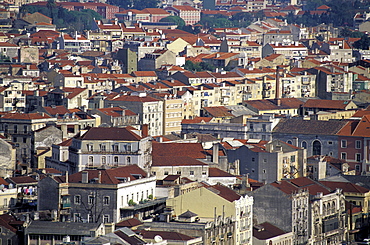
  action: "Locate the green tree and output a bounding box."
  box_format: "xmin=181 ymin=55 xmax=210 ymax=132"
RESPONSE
xmin=160 ymin=16 xmax=185 ymax=29
xmin=133 ymin=0 xmax=159 ymax=10
xmin=353 ymin=35 xmax=370 ymax=50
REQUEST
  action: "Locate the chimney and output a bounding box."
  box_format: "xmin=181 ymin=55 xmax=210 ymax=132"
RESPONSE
xmin=275 ymin=66 xmax=281 ymax=106
xmin=212 ymin=143 xmax=219 ymax=164
xmin=98 ymin=171 xmax=101 ymax=184
xmin=142 ymin=124 xmax=149 ymax=137
xmin=82 ymin=171 xmax=88 ymax=183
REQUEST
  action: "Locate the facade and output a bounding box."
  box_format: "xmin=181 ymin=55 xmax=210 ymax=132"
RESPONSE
xmin=167 ymin=184 xmax=254 ymax=245
xmin=105 ymin=93 xmax=164 ymax=136
xmin=251 ymin=178 xmax=347 ymax=245
xmin=164 ymin=6 xmax=201 ymax=25
xmin=0 ymin=112 xmax=57 ymax=167
xmin=38 ymin=165 xmax=157 ymax=224
xmin=272 ymin=118 xmax=347 ymax=158
xmin=226 ymin=139 xmax=307 ymax=183
xmin=66 ymin=127 xmax=152 ymax=173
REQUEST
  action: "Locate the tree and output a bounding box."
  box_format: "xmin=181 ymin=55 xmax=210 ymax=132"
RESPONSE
xmin=159 ymin=16 xmax=185 ymax=29
xmin=353 ymin=35 xmax=370 ymax=50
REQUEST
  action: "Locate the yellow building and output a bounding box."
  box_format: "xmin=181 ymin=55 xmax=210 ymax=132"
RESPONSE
xmin=167 ymin=184 xmax=254 ymax=245
xmin=153 ymin=93 xmax=183 ymax=135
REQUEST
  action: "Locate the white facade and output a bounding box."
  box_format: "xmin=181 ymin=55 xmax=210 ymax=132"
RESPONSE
xmin=235 ymin=195 xmax=254 ymax=245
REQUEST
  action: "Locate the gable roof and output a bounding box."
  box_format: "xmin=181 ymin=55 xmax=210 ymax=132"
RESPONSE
xmin=319 ymin=181 xmax=370 ymax=194
xmin=253 ymin=222 xmax=287 ymax=240
xmin=273 ymin=118 xmax=347 ymax=135
xmin=77 ymin=127 xmax=142 ymax=141
xmin=303 ymin=99 xmax=355 ymax=110
xmin=65 ymin=165 xmax=148 ymax=184
xmin=206 ymin=183 xmax=241 ymax=202
xmin=152 ymin=142 xmax=206 ymax=159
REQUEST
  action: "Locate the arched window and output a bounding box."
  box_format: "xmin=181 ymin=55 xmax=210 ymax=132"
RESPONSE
xmin=312 ymin=140 xmax=321 ymax=156
xmin=287 ymin=140 xmax=293 ymax=145
xmin=101 ymin=156 xmax=106 ymax=165
xmin=301 ymin=141 xmax=307 ymax=149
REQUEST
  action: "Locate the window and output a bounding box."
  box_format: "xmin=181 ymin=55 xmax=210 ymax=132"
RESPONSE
xmin=301 ymin=141 xmax=307 ymax=149
xmin=114 ymin=156 xmax=118 ymax=166
xmin=24 ymin=125 xmax=27 ymax=133
xmin=341 ymin=140 xmax=347 ymax=148
xmin=101 ymin=156 xmax=106 ymax=165
xmin=356 ymin=140 xmax=362 ymax=149
xmin=127 ymin=157 xmax=131 ymax=164
xmin=252 ymin=158 xmax=255 ymax=162
xmin=74 ymin=195 xmax=81 ymax=204
xmin=74 ymin=213 xmax=81 ymax=222
xmin=7 ymin=239 xmax=11 ymax=245
xmin=249 ymin=123 xmax=254 ymax=131
xmin=14 ymin=125 xmax=17 ymax=134
xmin=88 ymin=214 xmax=94 ymax=223
xmin=202 ymin=171 xmax=207 ymax=175
xmin=103 ymin=196 xmax=110 ymax=205
xmin=190 ymin=171 xmax=194 ymax=175
xmin=112 ymin=144 xmax=118 ymax=152
xmin=328 ymin=141 xmax=333 ymax=145
xmin=263 ymin=169 xmax=266 ymax=173
xmin=23 ymin=137 xmax=27 ymax=143
xmin=103 ymin=215 xmax=109 ymax=223
xmin=164 ymin=171 xmax=169 ymax=175
xmin=341 ymin=152 xmax=347 ymax=160
xmin=100 ymin=144 xmax=106 ymax=151
xmin=287 ymin=140 xmax=293 ymax=145
xmin=290 ymin=155 xmax=296 ymax=162
xmin=356 ymin=153 xmax=361 ymax=162
xmin=177 ymin=171 xmax=181 ymax=174
xmin=88 ymin=156 xmax=94 ymax=166
xmin=88 ymin=195 xmax=94 ymax=205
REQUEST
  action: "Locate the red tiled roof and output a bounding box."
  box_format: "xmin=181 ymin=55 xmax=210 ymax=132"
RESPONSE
xmin=206 ymin=183 xmax=241 ymax=202
xmin=182 ymin=117 xmax=213 ymax=124
xmin=153 ymin=142 xmax=206 ymax=159
xmin=78 ymin=127 xmax=142 ymax=141
xmin=0 ymin=112 xmax=52 ymax=120
xmin=320 ymin=181 xmax=370 ymax=194
xmin=209 ymin=167 xmax=235 ymax=177
xmin=65 ymin=165 xmax=148 ymax=184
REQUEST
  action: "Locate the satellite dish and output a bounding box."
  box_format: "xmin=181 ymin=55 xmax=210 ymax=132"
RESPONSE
xmin=154 ymin=235 xmax=163 ymax=242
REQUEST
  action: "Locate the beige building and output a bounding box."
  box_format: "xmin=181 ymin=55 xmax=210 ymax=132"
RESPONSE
xmin=167 ymin=184 xmax=254 ymax=245
xmin=152 ymin=93 xmax=182 ymax=135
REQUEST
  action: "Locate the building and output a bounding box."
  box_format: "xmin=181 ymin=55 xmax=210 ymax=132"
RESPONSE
xmin=0 ymin=112 xmax=57 ymax=167
xmin=250 ymin=177 xmax=347 ymax=245
xmin=38 ymin=165 xmax=157 ymax=223
xmin=105 ymin=93 xmax=164 ymax=136
xmin=272 ymin=118 xmax=347 ymax=157
xmin=25 ymin=221 xmax=105 ymax=245
xmin=63 ymin=127 xmax=152 ymax=173
xmin=164 ymin=6 xmax=200 ymax=25
xmin=226 ymin=139 xmax=307 ymax=183
xmin=252 ymin=222 xmax=293 ymax=245
xmin=167 ymin=183 xmax=254 ymax=245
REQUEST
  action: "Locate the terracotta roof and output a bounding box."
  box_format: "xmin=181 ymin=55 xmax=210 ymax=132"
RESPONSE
xmin=65 ymin=165 xmax=148 ymax=184
xmin=0 ymin=112 xmax=52 ymax=120
xmin=77 ymin=127 xmax=142 ymax=141
xmin=253 ymin=222 xmax=287 ymax=240
xmin=206 ymin=183 xmax=241 ymax=202
xmin=209 ymin=168 xmax=235 ymax=177
xmin=203 ymin=106 xmax=234 ymax=118
xmin=115 ymin=217 xmax=143 ymax=228
xmin=111 ymin=94 xmax=160 ymax=102
xmin=320 ymin=181 xmax=370 ymax=194
xmin=7 ymin=176 xmax=37 ymax=184
xmin=337 ymin=115 xmax=370 ymax=137
xmin=182 ymin=117 xmax=213 ymax=124
xmin=43 ymin=105 xmax=70 ymax=116
xmin=152 ymin=142 xmax=206 ymax=159
xmin=303 ymin=99 xmax=354 ymax=110
xmin=273 ymin=118 xmax=347 ymax=135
